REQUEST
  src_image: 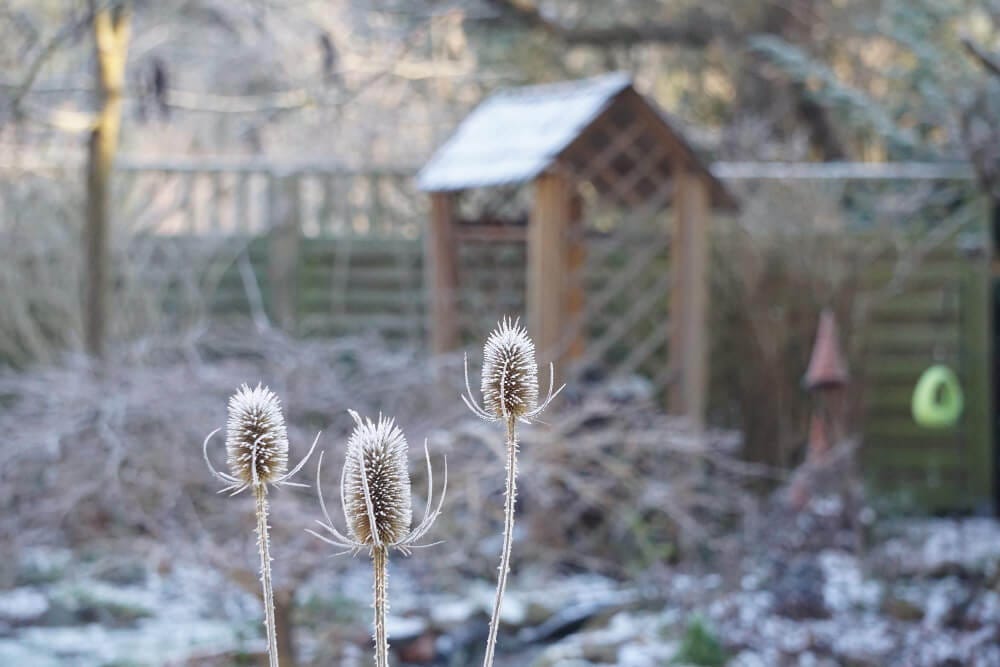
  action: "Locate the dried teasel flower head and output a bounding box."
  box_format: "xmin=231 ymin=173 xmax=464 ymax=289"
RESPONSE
xmin=204 ymin=384 xmax=318 ymax=496
xmin=343 ymin=411 xmax=413 ymax=547
xmin=308 ymin=412 xmax=446 ymax=556
xmin=463 ymin=317 xmax=563 ymax=424
xmin=203 ymin=385 xmax=319 ymax=667
xmin=481 ymin=317 xmax=539 ymax=420
xmin=225 ymin=383 xmax=290 ymax=486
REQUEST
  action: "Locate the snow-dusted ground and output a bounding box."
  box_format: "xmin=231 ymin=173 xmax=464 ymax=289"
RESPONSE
xmin=509 ymin=520 xmax=1000 ymax=667
xmin=0 ymin=551 xmax=262 ymax=666
xmin=3 ymin=518 xmax=1000 ymax=666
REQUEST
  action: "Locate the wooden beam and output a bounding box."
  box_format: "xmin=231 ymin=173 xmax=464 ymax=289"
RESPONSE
xmin=455 ymin=223 xmax=528 ymax=243
xmin=566 ymin=192 xmax=586 ymax=360
xmin=528 ymin=172 xmax=573 ymax=368
xmin=668 ymin=169 xmax=710 ymax=435
xmin=267 ymin=173 xmax=301 ymax=333
xmin=426 ymin=192 xmax=460 ymax=354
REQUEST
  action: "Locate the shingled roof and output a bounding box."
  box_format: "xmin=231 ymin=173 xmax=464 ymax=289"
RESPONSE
xmin=417 ymin=72 xmax=735 ymax=209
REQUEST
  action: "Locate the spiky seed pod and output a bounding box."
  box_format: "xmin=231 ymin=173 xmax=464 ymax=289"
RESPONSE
xmin=343 ymin=412 xmax=413 ymax=547
xmin=308 ymin=414 xmax=446 ymax=667
xmin=481 ymin=317 xmax=539 ymax=421
xmin=225 ymin=383 xmax=289 ymax=486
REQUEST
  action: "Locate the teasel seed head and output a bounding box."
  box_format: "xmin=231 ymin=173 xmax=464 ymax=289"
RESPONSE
xmin=225 ymin=383 xmax=289 ymax=486
xmin=343 ymin=411 xmax=413 ymax=547
xmin=481 ymin=317 xmax=539 ymax=421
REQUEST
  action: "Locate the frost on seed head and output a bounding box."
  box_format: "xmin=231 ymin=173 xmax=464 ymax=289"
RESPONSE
xmin=481 ymin=317 xmax=539 ymax=421
xmin=343 ymin=411 xmax=413 ymax=547
xmin=225 ymin=383 xmax=290 ymax=486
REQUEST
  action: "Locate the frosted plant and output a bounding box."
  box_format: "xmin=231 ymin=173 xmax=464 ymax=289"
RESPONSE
xmin=462 ymin=317 xmax=562 ymax=667
xmin=203 ymin=383 xmax=319 ymax=667
xmin=308 ymin=411 xmax=446 ymax=667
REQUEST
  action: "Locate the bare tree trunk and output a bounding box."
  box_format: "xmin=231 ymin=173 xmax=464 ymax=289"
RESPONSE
xmin=85 ymin=1 xmax=130 ymax=358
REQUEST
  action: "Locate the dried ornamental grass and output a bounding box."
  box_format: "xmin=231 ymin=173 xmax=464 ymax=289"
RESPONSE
xmin=204 ymin=383 xmax=318 ymax=667
xmin=463 ymin=317 xmax=562 ymax=667
xmin=308 ymin=411 xmax=446 ymax=667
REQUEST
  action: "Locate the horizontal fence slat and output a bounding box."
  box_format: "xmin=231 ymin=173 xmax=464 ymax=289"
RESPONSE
xmin=299 ymin=291 xmax=425 ymax=312
xmin=862 ymin=445 xmax=965 ymax=467
xmin=864 ymin=325 xmax=960 ymax=347
xmin=864 ymin=418 xmax=961 ymax=439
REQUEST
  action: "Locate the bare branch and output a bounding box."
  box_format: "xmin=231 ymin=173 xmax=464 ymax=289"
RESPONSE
xmin=9 ymin=5 xmax=100 ymax=118
xmin=481 ymin=0 xmax=732 ymax=48
xmin=962 ymin=35 xmax=1000 ymax=79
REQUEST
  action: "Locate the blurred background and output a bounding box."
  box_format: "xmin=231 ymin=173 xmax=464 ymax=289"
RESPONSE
xmin=2 ymin=1 xmax=1000 ymax=665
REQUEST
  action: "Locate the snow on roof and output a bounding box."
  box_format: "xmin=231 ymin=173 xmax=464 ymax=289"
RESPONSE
xmin=417 ymin=72 xmax=633 ymax=192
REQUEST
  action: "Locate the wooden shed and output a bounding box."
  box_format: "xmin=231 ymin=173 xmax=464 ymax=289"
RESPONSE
xmin=417 ymin=73 xmax=735 ymax=429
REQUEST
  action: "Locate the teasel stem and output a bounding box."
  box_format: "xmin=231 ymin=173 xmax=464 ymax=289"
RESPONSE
xmin=483 ymin=416 xmax=518 ymax=667
xmin=255 ymin=483 xmax=279 ymax=667
xmin=372 ymin=545 xmax=389 ymax=667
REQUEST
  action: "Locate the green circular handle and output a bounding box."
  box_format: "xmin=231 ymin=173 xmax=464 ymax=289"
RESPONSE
xmin=911 ymin=364 xmax=964 ymax=429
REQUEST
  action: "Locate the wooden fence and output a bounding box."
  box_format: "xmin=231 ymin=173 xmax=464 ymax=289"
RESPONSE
xmin=712 ymin=170 xmax=992 ymax=512
xmin=112 ymin=160 xmax=992 ymax=512
xmin=859 ymin=243 xmax=990 ymax=511
xmin=205 ymin=230 xmax=669 ymax=364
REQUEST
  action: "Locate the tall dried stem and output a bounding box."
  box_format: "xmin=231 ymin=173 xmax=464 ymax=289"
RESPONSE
xmin=255 ymin=484 xmax=280 ymax=667
xmin=306 ymin=412 xmax=446 ymax=667
xmin=483 ymin=416 xmax=518 ymax=667
xmin=462 ymin=318 xmax=562 ymax=666
xmin=204 ymin=384 xmax=319 ymax=667
xmin=373 ymin=545 xmax=389 ymax=667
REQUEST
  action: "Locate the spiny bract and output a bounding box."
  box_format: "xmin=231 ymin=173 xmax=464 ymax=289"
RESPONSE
xmin=225 ymin=383 xmax=290 ymax=486
xmin=343 ymin=412 xmax=413 ymax=546
xmin=481 ymin=317 xmax=539 ymax=421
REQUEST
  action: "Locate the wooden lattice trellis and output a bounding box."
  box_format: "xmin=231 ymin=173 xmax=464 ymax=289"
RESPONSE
xmin=417 ymin=74 xmax=736 ymax=431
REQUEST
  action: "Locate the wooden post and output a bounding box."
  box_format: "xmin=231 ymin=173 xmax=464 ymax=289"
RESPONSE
xmin=528 ymin=172 xmax=573 ymax=368
xmin=426 ymin=192 xmax=459 ymax=354
xmin=84 ymin=1 xmax=131 ymax=359
xmin=668 ymin=169 xmax=711 ymax=434
xmin=210 ymin=171 xmax=223 ymax=232
xmin=268 ymin=173 xmax=301 ymax=333
xmin=566 ymin=192 xmax=587 ymax=360
xmin=235 ymin=173 xmax=250 ymax=235
xmin=962 ymin=234 xmax=992 ymax=511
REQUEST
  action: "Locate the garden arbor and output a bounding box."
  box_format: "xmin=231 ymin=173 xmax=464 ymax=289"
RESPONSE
xmin=417 ymin=73 xmax=735 ymax=429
